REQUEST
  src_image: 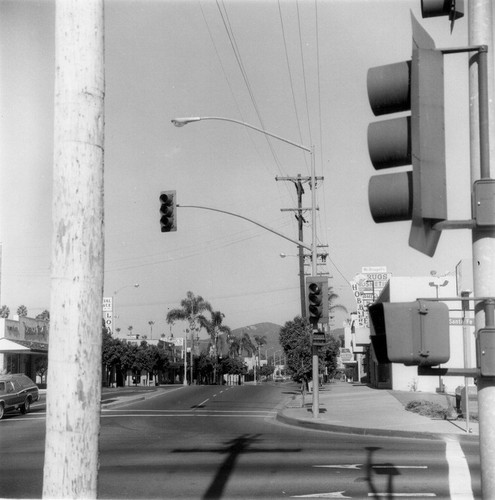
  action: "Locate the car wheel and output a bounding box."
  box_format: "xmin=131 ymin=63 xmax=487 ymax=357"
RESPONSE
xmin=20 ymin=398 xmax=30 ymax=414
xmin=0 ymin=404 xmax=4 ymax=420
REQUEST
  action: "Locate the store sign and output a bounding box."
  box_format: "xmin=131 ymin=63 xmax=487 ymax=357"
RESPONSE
xmin=350 ymin=267 xmax=391 ymax=328
xmin=103 ymin=297 xmax=113 ymax=331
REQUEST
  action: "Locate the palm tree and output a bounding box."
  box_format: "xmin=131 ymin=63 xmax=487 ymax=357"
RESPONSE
xmin=328 ymin=286 xmax=348 ymax=327
xmin=254 ymin=335 xmax=267 ymax=382
xmin=198 ymin=310 xmax=231 ymax=383
xmin=166 ymin=291 xmax=212 ymax=383
xmin=17 ymin=305 xmax=28 ymax=317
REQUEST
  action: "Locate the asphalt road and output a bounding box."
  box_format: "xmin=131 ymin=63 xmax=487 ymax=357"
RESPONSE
xmin=0 ymin=383 xmax=481 ymax=499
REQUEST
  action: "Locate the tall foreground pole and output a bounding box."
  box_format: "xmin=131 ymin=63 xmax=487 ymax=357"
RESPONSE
xmin=469 ymin=1 xmax=495 ymax=498
xmin=43 ymin=1 xmax=105 ymax=498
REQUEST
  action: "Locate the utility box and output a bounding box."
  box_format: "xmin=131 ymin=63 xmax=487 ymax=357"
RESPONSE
xmin=473 ymin=179 xmax=495 ymax=228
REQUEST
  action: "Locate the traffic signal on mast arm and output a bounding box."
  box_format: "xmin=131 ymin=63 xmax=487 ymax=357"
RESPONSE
xmin=367 ymin=15 xmax=447 ymax=257
xmin=159 ymin=190 xmax=177 ymax=232
xmin=306 ymin=276 xmax=329 ymax=326
xmin=369 ymin=300 xmax=450 ymax=367
xmin=421 ymin=0 xmax=464 ymax=23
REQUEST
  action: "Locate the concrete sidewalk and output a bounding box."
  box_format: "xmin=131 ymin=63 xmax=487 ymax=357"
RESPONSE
xmin=277 ymin=381 xmax=479 ymax=441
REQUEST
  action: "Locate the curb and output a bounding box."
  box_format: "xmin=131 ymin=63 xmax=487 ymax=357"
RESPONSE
xmin=276 ymin=410 xmax=479 ymax=443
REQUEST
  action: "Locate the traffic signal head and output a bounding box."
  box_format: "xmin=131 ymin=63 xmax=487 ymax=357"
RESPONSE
xmin=367 ymin=15 xmax=446 ymax=257
xmin=421 ymin=0 xmax=464 ymax=22
xmin=369 ymin=300 xmax=450 ymax=367
xmin=306 ymin=276 xmax=329 ymax=326
xmin=159 ymin=190 xmax=177 ymax=232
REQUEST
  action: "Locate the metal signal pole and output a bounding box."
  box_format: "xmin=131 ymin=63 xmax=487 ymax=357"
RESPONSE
xmin=469 ymin=1 xmax=495 ymax=497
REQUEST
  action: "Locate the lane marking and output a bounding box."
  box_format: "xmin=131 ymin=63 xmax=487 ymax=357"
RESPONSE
xmin=368 ymin=494 xmax=436 ymax=497
xmin=445 ymin=439 xmax=474 ymax=500
xmin=314 ymin=465 xmax=427 ymax=470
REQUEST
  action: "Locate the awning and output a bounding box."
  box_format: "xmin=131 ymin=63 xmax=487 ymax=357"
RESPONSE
xmin=0 ymin=337 xmax=48 ymax=354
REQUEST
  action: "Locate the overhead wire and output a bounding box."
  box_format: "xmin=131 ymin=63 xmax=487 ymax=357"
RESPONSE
xmin=216 ymin=0 xmax=287 ymax=179
xmin=277 ymin=0 xmax=309 ymax=176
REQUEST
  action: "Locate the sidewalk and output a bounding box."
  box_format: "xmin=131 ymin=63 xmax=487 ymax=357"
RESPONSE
xmin=277 ymin=381 xmax=479 ymax=441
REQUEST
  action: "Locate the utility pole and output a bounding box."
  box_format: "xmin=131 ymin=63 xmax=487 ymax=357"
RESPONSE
xmin=469 ymin=2 xmax=495 ymax=497
xmin=276 ymin=174 xmax=323 ymax=316
xmin=43 ymin=1 xmax=105 ymax=498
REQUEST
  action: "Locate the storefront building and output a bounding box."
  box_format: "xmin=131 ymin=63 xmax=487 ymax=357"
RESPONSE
xmin=0 ymin=317 xmax=49 ymax=385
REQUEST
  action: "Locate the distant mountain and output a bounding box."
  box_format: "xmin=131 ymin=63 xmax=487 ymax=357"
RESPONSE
xmin=197 ymin=322 xmax=283 ymax=360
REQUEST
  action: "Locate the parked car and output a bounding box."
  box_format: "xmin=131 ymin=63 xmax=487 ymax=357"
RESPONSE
xmin=0 ymin=374 xmax=40 ymax=419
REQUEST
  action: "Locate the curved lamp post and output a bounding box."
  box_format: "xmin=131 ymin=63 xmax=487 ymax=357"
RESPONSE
xmin=171 ymin=116 xmax=317 ymax=275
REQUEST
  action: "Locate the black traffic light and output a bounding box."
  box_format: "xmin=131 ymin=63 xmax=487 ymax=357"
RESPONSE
xmin=369 ymin=300 xmax=450 ymax=367
xmin=421 ymin=0 xmax=464 ymax=22
xmin=159 ymin=190 xmax=177 ymax=232
xmin=367 ymin=15 xmax=446 ymax=257
xmin=306 ymin=276 xmax=329 ymax=326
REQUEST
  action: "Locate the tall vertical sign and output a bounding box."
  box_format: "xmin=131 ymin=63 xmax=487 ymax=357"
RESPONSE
xmin=103 ymin=297 xmax=113 ymax=332
xmin=351 ymin=266 xmax=391 ymax=328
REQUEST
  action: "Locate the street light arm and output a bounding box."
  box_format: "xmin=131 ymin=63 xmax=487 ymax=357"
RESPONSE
xmin=171 ymin=116 xmax=311 ymax=153
xmin=178 ymin=204 xmax=312 ymax=252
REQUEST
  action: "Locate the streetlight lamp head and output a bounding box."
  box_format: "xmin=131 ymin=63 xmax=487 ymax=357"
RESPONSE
xmin=134 ymin=283 xmax=140 ymax=288
xmin=280 ymin=252 xmax=287 ymax=258
xmin=171 ymin=117 xmax=201 ymax=127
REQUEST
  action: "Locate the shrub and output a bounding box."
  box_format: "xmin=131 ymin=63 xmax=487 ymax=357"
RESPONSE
xmin=405 ymin=400 xmax=448 ymax=419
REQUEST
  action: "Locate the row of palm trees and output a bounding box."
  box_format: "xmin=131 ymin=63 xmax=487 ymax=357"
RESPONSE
xmin=165 ymin=291 xmax=268 ymax=382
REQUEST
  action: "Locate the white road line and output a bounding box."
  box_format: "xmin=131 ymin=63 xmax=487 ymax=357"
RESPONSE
xmin=197 ymin=398 xmax=210 ymax=406
xmin=100 ymin=413 xmax=274 ymax=418
xmin=445 ymin=439 xmax=474 ymax=500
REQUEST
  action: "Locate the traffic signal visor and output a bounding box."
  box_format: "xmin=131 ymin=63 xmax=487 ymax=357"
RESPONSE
xmin=369 ymin=300 xmax=450 ymax=367
xmin=367 ymin=15 xmax=446 ymax=257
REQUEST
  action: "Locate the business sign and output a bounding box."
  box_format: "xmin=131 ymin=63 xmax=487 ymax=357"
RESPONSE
xmin=351 ymin=267 xmax=391 ymax=328
xmin=340 ymin=348 xmax=354 ymax=363
xmin=103 ymin=311 xmax=113 ymax=331
xmin=102 ymin=297 xmax=113 ymax=312
xmin=103 ymin=297 xmax=113 ymax=331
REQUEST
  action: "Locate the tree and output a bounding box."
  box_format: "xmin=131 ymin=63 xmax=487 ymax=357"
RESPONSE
xmin=198 ymin=310 xmax=231 ymax=384
xmin=279 ymin=316 xmax=313 ymax=384
xmin=35 ymin=309 xmax=50 ymax=321
xmin=167 ymin=291 xmax=212 ymax=382
xmin=253 ymin=335 xmax=267 ymax=382
xmin=35 ymin=356 xmax=48 ymax=385
xmin=16 ymin=305 xmax=28 ymax=317
xmin=166 ymin=291 xmax=212 ymax=332
xmin=321 ymin=336 xmax=341 ymax=380
xmin=0 ymin=306 xmax=9 ymax=318
xmin=280 ymin=316 xmax=340 ymax=385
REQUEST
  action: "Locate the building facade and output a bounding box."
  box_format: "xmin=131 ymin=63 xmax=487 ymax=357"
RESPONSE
xmin=0 ymin=316 xmax=49 ymax=385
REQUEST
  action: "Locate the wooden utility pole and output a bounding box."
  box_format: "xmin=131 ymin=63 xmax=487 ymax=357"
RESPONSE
xmin=43 ymin=1 xmax=105 ymax=498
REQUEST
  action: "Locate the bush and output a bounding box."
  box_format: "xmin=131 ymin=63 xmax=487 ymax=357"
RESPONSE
xmin=405 ymin=400 xmax=448 ymax=419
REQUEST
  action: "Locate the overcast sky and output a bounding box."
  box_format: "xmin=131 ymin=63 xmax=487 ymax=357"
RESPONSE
xmin=0 ymin=0 xmax=473 ymax=340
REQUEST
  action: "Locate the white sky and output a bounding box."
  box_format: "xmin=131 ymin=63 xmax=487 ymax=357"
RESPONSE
xmin=0 ymin=0 xmax=474 ymax=339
